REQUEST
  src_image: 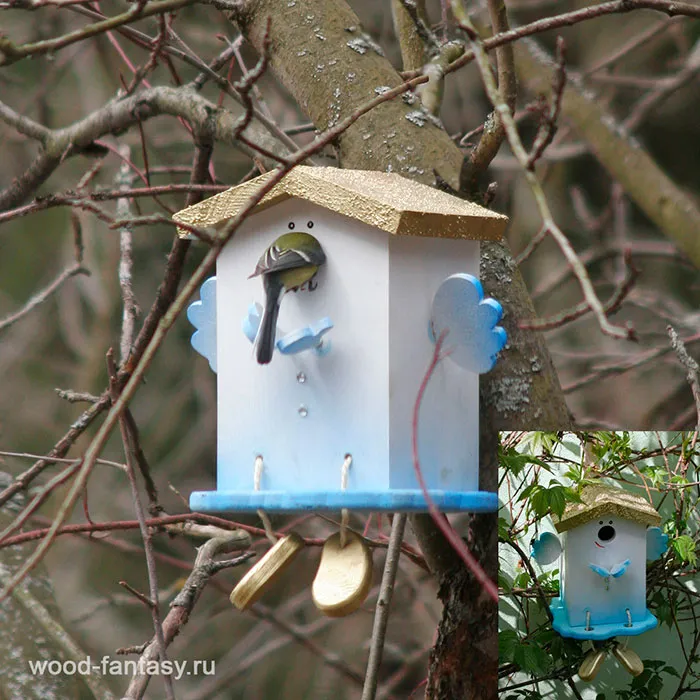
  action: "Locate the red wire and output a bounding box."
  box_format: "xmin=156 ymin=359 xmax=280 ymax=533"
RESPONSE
xmin=411 ymin=329 xmax=499 ymax=603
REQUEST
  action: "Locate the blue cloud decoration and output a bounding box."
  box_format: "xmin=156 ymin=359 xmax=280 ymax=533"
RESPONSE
xmin=646 ymin=526 xmax=668 ymax=561
xmin=530 ymin=531 xmax=563 ymax=566
xmin=187 ymin=276 xmax=217 ymax=373
xmin=429 ymin=273 xmax=507 ymax=373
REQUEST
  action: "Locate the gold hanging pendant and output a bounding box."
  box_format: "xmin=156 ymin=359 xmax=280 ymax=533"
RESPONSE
xmin=312 ymin=531 xmax=373 ymax=617
xmin=578 ymin=649 xmax=607 ymax=681
xmin=230 ymin=532 xmax=305 ymax=611
xmin=612 ymin=644 xmax=644 ymax=677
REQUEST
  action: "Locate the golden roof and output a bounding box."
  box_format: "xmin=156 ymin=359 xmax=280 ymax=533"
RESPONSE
xmin=554 ymin=484 xmax=661 ymax=533
xmin=173 ymin=166 xmax=507 ymax=241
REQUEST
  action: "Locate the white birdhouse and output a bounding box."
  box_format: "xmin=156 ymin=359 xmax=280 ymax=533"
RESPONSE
xmin=175 ymin=166 xmax=508 ymax=513
xmin=531 ymin=485 xmax=668 ymax=640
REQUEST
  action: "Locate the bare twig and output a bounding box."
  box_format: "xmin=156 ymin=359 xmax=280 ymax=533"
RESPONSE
xmin=0 ymin=0 xmax=197 ymax=66
xmin=121 ymin=534 xmax=253 ymax=699
xmin=521 ymin=249 xmax=640 ymax=331
xmin=580 ymin=16 xmax=686 ymax=78
xmin=452 ymin=0 xmax=631 ymax=340
xmin=526 ymin=37 xmax=566 ymax=170
xmin=0 ymin=449 xmax=125 ymax=471
xmin=55 ymin=389 xmax=102 ymax=404
xmin=231 ymin=17 xmax=274 ymax=146
xmin=460 ymin=0 xmax=517 ymax=195
xmin=0 ymin=263 xmax=89 ymax=333
xmin=116 ymin=150 xmax=139 ymax=364
xmin=107 ymin=350 xmax=175 ymax=700
xmin=362 ymin=513 xmax=408 ymax=700
xmin=119 ymin=580 xmax=155 ymax=609
xmin=668 ymin=326 xmax=700 ymax=428
xmin=624 ymin=40 xmax=700 ymax=130
xmin=0 ymin=513 xmax=252 ymax=549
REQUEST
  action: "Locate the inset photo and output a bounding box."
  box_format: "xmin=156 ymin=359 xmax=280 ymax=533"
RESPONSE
xmin=499 ymin=431 xmax=699 ymax=699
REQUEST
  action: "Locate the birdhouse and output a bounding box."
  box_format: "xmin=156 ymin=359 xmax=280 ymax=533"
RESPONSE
xmin=531 ymin=485 xmax=668 ymax=641
xmin=175 ymin=166 xmax=508 ymax=514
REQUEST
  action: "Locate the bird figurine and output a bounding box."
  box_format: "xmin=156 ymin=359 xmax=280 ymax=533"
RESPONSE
xmin=249 ymin=230 xmax=326 ymax=364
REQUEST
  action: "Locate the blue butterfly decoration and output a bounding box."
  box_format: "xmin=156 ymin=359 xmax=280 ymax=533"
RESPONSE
xmin=242 ymin=302 xmax=333 ymax=356
xmin=589 ymin=559 xmax=630 ymax=579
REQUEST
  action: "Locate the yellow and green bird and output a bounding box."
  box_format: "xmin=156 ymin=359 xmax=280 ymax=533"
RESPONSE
xmin=249 ymin=231 xmax=326 ymax=364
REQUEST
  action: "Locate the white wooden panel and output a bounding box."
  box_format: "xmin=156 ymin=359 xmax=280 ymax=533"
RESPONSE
xmin=216 ymin=200 xmax=390 ymax=493
xmin=388 ymin=236 xmax=480 ymax=491
xmin=564 ymin=517 xmax=648 ymax=627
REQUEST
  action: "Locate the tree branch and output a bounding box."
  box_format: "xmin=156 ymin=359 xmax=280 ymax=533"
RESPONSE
xmin=512 ymin=35 xmax=700 ymax=268
xmin=0 ymin=83 xmax=294 ymax=210
xmin=0 ymin=0 xmax=198 ymax=66
xmin=120 ymin=534 xmax=253 ymax=699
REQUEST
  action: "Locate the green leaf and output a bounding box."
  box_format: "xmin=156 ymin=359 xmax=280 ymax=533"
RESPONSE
xmin=672 ymin=535 xmax=697 ymax=565
xmin=499 ymin=571 xmax=513 ymax=593
xmin=514 ymin=570 xmax=531 ymax=589
xmin=651 ymin=593 xmax=673 ymax=629
xmin=648 ymin=674 xmax=663 ymax=695
xmin=548 ymin=486 xmax=567 ymax=518
xmin=500 ymin=446 xmax=551 ymax=477
xmin=498 ymin=630 xmax=519 ymax=663
xmin=513 ymin=643 xmax=552 ymax=675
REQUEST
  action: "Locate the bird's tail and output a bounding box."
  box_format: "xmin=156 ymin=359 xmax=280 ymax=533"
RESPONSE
xmin=254 ymin=277 xmax=284 ymax=364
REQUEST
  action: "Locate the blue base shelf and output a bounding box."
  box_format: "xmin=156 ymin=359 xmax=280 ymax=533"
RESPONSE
xmin=189 ymin=489 xmax=498 ymax=513
xmin=550 ymin=597 xmax=659 ymax=640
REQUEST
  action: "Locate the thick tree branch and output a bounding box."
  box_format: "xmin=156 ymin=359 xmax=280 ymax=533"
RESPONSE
xmin=0 ymin=85 xmax=293 ymax=210
xmin=230 ymin=3 xmax=572 ymax=698
xmin=392 ymin=0 xmax=430 ymax=71
xmin=0 ymin=0 xmax=198 ymax=66
xmin=460 ymin=0 xmax=517 ymax=197
xmin=120 ymin=533 xmax=253 ymax=699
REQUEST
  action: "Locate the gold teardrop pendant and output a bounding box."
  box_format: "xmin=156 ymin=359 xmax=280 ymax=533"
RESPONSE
xmin=312 ymin=531 xmax=373 ymax=617
xmin=578 ymin=649 xmax=607 ymax=681
xmin=230 ymin=532 xmax=305 ymax=611
xmin=612 ymin=644 xmax=644 ymax=677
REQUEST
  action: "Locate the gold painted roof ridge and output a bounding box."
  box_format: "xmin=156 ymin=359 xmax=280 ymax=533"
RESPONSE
xmin=173 ymin=166 xmax=508 ymax=241
xmin=554 ymin=483 xmax=661 ymax=533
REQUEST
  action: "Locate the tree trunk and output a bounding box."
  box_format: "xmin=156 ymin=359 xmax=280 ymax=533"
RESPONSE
xmin=0 ymin=473 xmax=80 ymax=700
xmin=231 ymin=2 xmax=573 ymax=696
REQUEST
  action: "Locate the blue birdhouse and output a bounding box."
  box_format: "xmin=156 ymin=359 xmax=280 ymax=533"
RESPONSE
xmin=175 ymin=167 xmax=508 ymax=513
xmin=531 ymin=485 xmax=668 ymax=641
